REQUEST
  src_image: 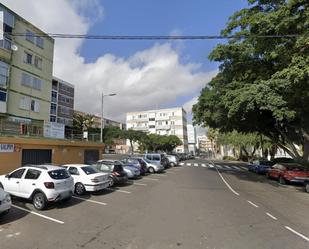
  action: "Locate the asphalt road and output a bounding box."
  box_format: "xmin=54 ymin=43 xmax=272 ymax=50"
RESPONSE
xmin=1 ymin=159 xmax=308 ymax=249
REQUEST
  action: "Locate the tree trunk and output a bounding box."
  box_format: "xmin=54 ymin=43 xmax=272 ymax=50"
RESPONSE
xmin=302 ymin=132 xmax=309 ymax=162
xmin=130 ymin=140 xmax=134 ymax=155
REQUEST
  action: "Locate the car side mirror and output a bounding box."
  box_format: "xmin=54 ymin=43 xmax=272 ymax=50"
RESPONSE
xmin=5 ymin=174 xmax=10 ymax=179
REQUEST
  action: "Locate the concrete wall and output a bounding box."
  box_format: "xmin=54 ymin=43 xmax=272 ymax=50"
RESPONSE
xmin=0 ymin=137 xmax=104 ymax=174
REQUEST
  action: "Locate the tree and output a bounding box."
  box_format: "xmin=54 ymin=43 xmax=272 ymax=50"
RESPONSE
xmin=207 ymin=128 xmax=219 ymax=158
xmin=193 ymin=0 xmax=309 ymax=162
xmin=73 ymin=113 xmax=95 ymax=133
xmin=102 ymin=126 xmax=123 ymax=146
xmin=121 ymin=129 xmax=146 ymax=154
xmin=160 ymin=135 xmax=183 ymax=152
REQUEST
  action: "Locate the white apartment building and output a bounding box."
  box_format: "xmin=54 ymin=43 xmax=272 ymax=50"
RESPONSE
xmin=126 ymin=107 xmax=188 ymax=153
xmin=187 ymin=124 xmax=197 ymax=155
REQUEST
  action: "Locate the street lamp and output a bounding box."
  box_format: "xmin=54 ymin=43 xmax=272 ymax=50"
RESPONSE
xmin=100 ymin=92 xmax=117 ymax=143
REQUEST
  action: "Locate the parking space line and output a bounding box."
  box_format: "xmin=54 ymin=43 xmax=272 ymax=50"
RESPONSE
xmin=143 ymin=177 xmax=159 ymax=181
xmin=107 ymin=188 xmax=131 ymax=194
xmin=201 ymin=164 xmax=207 ymax=167
xmin=72 ymin=196 xmax=107 ymax=205
xmin=157 ymin=174 xmax=168 ymax=176
xmin=186 ymin=163 xmax=192 ymax=166
xmin=247 ymin=200 xmax=259 ymax=208
xmin=224 ymin=165 xmax=231 ymax=169
xmin=12 ymin=204 xmax=65 ymax=224
xmin=194 ymin=163 xmax=199 ymax=167
xmin=232 ymin=166 xmax=241 ymax=170
xmin=285 ymin=226 xmax=309 ymax=242
xmin=179 ymin=163 xmax=184 ymax=166
xmin=240 ymin=166 xmax=247 ymax=170
xmin=166 ymin=171 xmax=176 ymax=174
xmin=133 ymin=182 xmax=147 ymax=186
xmin=266 ymin=212 xmax=278 ymax=220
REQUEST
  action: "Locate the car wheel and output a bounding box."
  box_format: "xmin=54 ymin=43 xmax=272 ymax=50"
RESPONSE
xmin=148 ymin=167 xmax=155 ymax=174
xmin=108 ymin=177 xmax=114 ymax=187
xmin=0 ymin=183 xmax=3 ymax=189
xmin=305 ymin=183 xmax=309 ymax=193
xmin=75 ymin=183 xmax=85 ymax=195
xmin=279 ymin=176 xmax=286 ymax=185
xmin=32 ymin=192 xmax=47 ymax=210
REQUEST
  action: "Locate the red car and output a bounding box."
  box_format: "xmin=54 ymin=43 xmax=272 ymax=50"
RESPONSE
xmin=266 ymin=163 xmax=309 ymax=185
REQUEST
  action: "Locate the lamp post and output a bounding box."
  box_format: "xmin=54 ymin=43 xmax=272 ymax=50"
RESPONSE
xmin=100 ymin=92 xmax=116 ymax=143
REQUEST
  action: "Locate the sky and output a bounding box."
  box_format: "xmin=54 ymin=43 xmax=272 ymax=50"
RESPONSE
xmin=1 ymin=0 xmax=249 ymax=133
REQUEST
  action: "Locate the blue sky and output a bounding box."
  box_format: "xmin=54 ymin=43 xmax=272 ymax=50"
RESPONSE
xmin=81 ymin=0 xmax=248 ymax=68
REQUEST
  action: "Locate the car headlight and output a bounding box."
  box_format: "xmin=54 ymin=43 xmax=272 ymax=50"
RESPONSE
xmin=4 ymin=194 xmax=11 ymax=203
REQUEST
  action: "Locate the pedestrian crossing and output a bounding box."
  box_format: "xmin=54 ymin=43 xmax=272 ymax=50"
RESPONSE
xmin=178 ymin=162 xmax=248 ymax=171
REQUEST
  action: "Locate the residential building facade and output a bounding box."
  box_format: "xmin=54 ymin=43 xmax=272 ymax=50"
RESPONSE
xmin=197 ymin=135 xmax=213 ymax=152
xmin=50 ymin=77 xmax=74 ymax=128
xmin=0 ymin=3 xmax=54 ymax=136
xmin=187 ymin=124 xmax=197 ymax=155
xmin=126 ymin=107 xmax=188 ymax=153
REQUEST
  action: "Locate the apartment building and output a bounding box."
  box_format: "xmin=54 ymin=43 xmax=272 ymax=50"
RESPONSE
xmin=187 ymin=124 xmax=197 ymax=155
xmin=50 ymin=77 xmax=74 ymax=129
xmin=0 ymin=3 xmax=54 ymax=135
xmin=197 ymin=135 xmax=213 ymax=152
xmin=126 ymin=107 xmax=188 ymax=153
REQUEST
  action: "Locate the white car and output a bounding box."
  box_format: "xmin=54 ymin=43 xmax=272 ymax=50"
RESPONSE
xmin=0 ymin=188 xmax=11 ymax=216
xmin=0 ymin=165 xmax=74 ymax=210
xmin=63 ymin=164 xmax=110 ymax=195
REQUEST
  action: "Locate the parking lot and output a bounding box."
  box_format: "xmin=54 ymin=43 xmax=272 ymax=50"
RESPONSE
xmin=1 ymin=159 xmax=309 ymax=249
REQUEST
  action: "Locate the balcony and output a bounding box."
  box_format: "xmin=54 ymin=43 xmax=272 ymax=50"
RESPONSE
xmin=133 ymin=126 xmax=148 ymax=131
xmin=156 ymin=125 xmax=171 ymax=130
xmin=155 ymin=116 xmax=170 ymax=121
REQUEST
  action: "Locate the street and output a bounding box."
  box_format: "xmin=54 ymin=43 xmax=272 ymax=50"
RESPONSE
xmin=1 ymin=159 xmax=308 ymax=249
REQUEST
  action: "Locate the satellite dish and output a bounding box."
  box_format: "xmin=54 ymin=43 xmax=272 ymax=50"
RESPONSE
xmin=11 ymin=44 xmax=18 ymax=51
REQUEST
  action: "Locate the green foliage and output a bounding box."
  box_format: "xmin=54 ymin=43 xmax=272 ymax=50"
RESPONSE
xmin=121 ymin=129 xmax=147 ymax=154
xmin=102 ymin=126 xmax=123 ymax=146
xmin=73 ymin=113 xmax=95 ymax=133
xmin=193 ymin=0 xmax=309 ymax=161
xmin=223 ymin=156 xmax=237 ymax=161
xmin=139 ymin=134 xmax=182 ymax=153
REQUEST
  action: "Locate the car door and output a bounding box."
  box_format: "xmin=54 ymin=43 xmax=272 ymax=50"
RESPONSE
xmin=68 ymin=167 xmax=80 ymax=184
xmin=18 ymin=169 xmax=42 ymax=198
xmin=3 ymin=168 xmax=26 ymax=196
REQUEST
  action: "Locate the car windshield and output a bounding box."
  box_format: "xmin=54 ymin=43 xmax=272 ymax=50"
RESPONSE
xmin=48 ymin=169 xmax=70 ymax=179
xmin=81 ymin=166 xmax=100 ymax=175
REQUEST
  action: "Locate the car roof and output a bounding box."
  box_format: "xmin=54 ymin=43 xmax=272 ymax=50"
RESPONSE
xmin=97 ymin=159 xmax=117 ymax=162
xmin=62 ymin=164 xmax=91 ymax=168
xmin=21 ymin=164 xmax=63 ymax=171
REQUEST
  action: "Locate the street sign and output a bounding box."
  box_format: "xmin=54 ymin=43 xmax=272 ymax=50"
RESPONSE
xmin=0 ymin=144 xmax=14 ymax=153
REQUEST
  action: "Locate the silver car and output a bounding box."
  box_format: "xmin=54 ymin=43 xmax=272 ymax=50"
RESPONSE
xmin=166 ymin=155 xmax=179 ymax=167
xmin=123 ymin=166 xmax=140 ymax=179
xmin=134 ymin=157 xmax=165 ymax=173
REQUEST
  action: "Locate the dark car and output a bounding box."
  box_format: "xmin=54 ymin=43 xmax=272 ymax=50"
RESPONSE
xmin=93 ymin=160 xmax=128 ymax=187
xmin=248 ymin=159 xmax=274 ymax=174
xmin=121 ymin=158 xmax=147 ymax=175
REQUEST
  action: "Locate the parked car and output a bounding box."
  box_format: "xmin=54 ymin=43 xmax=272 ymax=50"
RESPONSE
xmin=62 ymin=164 xmax=110 ymax=195
xmin=304 ymin=178 xmax=309 ymax=193
xmin=266 ymin=163 xmax=309 ymax=184
xmin=94 ymin=160 xmax=128 ymax=187
xmin=144 ymin=153 xmax=169 ymax=169
xmin=0 ymin=188 xmax=11 ymax=216
xmin=121 ymin=158 xmax=147 ymax=175
xmin=132 ymin=157 xmax=165 ymax=173
xmin=166 ymin=155 xmax=179 ymax=167
xmin=248 ymin=159 xmax=274 ymax=174
xmin=0 ymin=165 xmax=74 ymax=210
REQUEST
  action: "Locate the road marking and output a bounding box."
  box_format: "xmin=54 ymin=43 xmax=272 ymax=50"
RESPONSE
xmin=194 ymin=163 xmax=199 ymax=167
xmin=143 ymin=177 xmax=159 ymax=181
xmin=12 ymin=204 xmax=65 ymax=224
xmin=247 ymin=200 xmax=259 ymax=208
xmin=201 ymin=164 xmax=207 ymax=167
xmin=133 ymin=182 xmax=147 ymax=186
xmin=240 ymin=166 xmax=247 ymax=170
xmin=72 ymin=196 xmax=107 ymax=205
xmin=157 ymin=173 xmax=168 ymax=176
xmin=266 ymin=212 xmax=278 ymax=220
xmin=208 ymin=164 xmax=214 ymax=168
xmin=216 ymin=165 xmax=223 ymax=169
xmin=106 ymin=188 xmax=131 ymax=194
xmin=285 ymin=226 xmax=309 ymax=242
xmin=166 ymin=171 xmax=176 ymax=174
xmin=224 ymin=165 xmax=231 ymax=169
xmin=215 ymin=168 xmax=240 ymax=196
xmin=232 ymin=166 xmax=241 ymax=170
xmin=179 ymin=163 xmax=184 ymax=166
xmin=186 ymin=163 xmax=192 ymax=166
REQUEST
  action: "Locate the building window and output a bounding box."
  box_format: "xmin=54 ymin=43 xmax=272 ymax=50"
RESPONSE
xmin=31 ymin=100 xmax=40 ymax=112
xmin=26 ymin=30 xmax=35 ymax=43
xmin=0 ymin=90 xmax=6 ymax=102
xmin=50 ymin=116 xmax=56 ymax=122
xmin=0 ymin=61 xmax=9 ymax=86
xmin=149 ymin=118 xmax=155 ymax=121
xmin=36 ymin=37 xmax=44 ymax=49
xmin=51 ymin=91 xmax=57 ymax=103
xmin=50 ymin=103 xmax=57 ymax=115
xmin=21 ymin=73 xmax=42 ymax=90
xmin=24 ymin=51 xmax=33 ymax=64
xmin=32 ymin=78 xmax=42 ymax=90
xmin=149 ymin=125 xmax=155 ymax=129
xmin=34 ymin=56 xmax=42 ymax=69
xmin=19 ymin=96 xmax=30 ymax=110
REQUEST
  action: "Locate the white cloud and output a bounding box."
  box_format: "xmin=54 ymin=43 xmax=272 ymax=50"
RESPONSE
xmin=2 ymin=0 xmax=216 ymax=122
